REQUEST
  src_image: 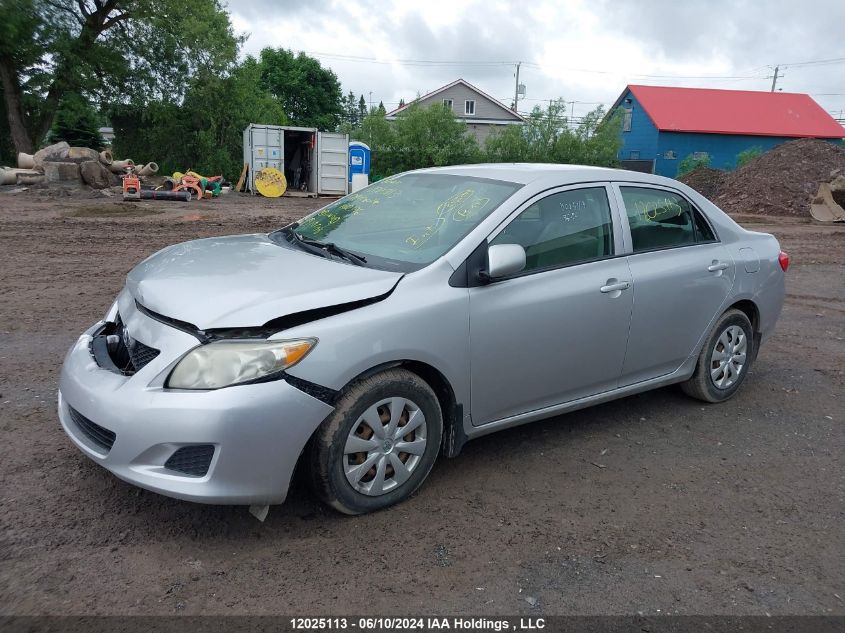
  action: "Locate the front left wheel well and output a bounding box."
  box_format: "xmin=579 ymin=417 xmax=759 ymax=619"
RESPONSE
xmin=333 ymin=360 xmax=464 ymax=458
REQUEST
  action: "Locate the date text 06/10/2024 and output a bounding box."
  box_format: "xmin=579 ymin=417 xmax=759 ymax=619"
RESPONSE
xmin=289 ymin=617 xmax=546 ymax=631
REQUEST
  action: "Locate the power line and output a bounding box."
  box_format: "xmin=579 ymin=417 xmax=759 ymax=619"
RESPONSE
xmin=305 ymin=50 xmax=767 ymax=80
xmin=777 ymin=56 xmax=845 ymax=68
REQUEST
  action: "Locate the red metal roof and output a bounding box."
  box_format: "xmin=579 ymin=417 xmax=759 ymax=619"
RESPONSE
xmin=627 ymin=85 xmax=844 ymax=138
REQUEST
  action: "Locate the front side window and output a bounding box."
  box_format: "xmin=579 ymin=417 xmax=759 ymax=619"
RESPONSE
xmin=620 ymin=187 xmax=715 ymax=252
xmin=283 ymin=174 xmax=522 ymax=271
xmin=465 ymin=100 xmax=476 ymax=115
xmin=491 ymin=187 xmax=614 ymax=272
xmin=443 ymin=99 xmax=453 ymax=109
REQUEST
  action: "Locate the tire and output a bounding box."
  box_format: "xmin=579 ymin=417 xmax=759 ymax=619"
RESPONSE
xmin=309 ymin=368 xmax=443 ymax=515
xmin=681 ymin=308 xmax=754 ymax=403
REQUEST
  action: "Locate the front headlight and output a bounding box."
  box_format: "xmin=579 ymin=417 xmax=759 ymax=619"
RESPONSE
xmin=166 ymin=338 xmax=316 ymax=390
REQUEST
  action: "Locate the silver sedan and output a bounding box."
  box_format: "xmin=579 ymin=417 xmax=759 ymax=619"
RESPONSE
xmin=58 ymin=164 xmax=787 ymax=516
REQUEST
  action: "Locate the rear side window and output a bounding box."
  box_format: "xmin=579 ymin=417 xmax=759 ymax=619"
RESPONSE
xmin=620 ymin=187 xmax=715 ymax=252
xmin=491 ymin=187 xmax=614 ymax=272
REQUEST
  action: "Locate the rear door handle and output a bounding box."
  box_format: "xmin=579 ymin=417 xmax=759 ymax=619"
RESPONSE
xmin=600 ymin=281 xmax=631 ymax=293
xmin=708 ymin=261 xmax=729 ymax=272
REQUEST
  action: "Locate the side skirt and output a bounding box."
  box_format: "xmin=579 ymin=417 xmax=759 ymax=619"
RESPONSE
xmin=464 ymin=360 xmax=696 ymax=442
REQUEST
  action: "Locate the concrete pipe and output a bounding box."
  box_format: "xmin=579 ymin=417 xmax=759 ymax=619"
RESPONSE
xmin=17 ymin=172 xmax=45 ymax=186
xmin=1 ymin=168 xmax=42 ymax=185
xmin=108 ymin=159 xmax=135 ymax=174
xmin=98 ymin=150 xmax=113 ymax=165
xmin=66 ymin=147 xmax=99 ymax=163
xmin=17 ymin=153 xmax=35 ymax=169
xmin=137 ymin=162 xmax=159 ymax=177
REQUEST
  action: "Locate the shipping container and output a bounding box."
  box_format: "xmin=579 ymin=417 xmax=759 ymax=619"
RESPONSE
xmin=242 ymin=124 xmax=349 ymax=196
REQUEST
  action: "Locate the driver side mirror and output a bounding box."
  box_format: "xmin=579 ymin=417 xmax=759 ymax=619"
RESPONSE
xmin=484 ymin=243 xmax=526 ymax=280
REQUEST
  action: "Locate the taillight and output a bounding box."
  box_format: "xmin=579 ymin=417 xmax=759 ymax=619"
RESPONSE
xmin=778 ymin=251 xmax=789 ymax=272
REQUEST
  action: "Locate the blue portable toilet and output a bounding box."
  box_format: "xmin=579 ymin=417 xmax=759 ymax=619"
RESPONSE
xmin=348 ymin=141 xmax=371 ymax=192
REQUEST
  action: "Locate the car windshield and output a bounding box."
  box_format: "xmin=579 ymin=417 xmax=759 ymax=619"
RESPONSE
xmin=278 ymin=173 xmax=522 ymax=271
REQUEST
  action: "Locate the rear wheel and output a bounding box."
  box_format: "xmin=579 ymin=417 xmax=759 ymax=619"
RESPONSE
xmin=309 ymin=369 xmax=442 ymax=515
xmin=681 ymin=309 xmax=754 ymax=403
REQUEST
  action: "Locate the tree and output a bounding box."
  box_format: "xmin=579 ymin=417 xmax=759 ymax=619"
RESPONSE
xmin=259 ymin=48 xmax=343 ymax=129
xmin=111 ymin=57 xmax=286 ymax=178
xmin=358 ymin=94 xmax=366 ymax=121
xmin=485 ymin=100 xmax=622 ymax=167
xmin=385 ymin=102 xmax=481 ymax=175
xmin=340 ymin=91 xmax=359 ymax=128
xmin=48 ymin=92 xmax=104 ymax=147
xmin=0 ymin=0 xmax=240 ymax=153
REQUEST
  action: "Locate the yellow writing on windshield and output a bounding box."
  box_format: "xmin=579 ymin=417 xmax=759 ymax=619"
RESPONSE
xmin=405 ymin=188 xmax=491 ymax=249
xmin=298 ymin=178 xmax=402 ymax=239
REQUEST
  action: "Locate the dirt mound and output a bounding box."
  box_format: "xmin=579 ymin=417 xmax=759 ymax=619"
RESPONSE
xmin=679 ymin=166 xmax=728 ymax=199
xmin=711 ymin=138 xmax=845 ymax=216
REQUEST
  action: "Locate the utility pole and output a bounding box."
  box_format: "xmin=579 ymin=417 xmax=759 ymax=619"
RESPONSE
xmin=770 ymin=66 xmax=779 ymax=92
xmin=513 ymin=62 xmax=521 ymax=112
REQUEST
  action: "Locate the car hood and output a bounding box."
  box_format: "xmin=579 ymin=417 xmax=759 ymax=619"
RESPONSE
xmin=125 ymin=234 xmax=403 ymax=330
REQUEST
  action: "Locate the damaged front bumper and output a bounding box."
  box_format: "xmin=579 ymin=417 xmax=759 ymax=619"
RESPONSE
xmin=57 ymin=291 xmax=335 ymax=505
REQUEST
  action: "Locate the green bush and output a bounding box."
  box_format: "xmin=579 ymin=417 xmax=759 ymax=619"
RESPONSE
xmin=485 ymin=99 xmax=622 ymax=167
xmin=352 ymin=102 xmax=481 ymax=180
xmin=736 ymin=146 xmax=763 ymax=169
xmin=678 ymin=153 xmax=711 ymax=177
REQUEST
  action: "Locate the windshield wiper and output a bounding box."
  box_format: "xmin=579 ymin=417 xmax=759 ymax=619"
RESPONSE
xmin=278 ymin=224 xmax=367 ymax=266
xmin=278 ymin=225 xmax=329 ymax=259
xmin=318 ymin=242 xmax=367 ymax=265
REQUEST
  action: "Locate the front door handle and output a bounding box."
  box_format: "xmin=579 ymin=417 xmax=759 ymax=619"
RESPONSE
xmin=708 ymin=261 xmax=729 ymax=272
xmin=600 ymin=280 xmax=631 ymax=293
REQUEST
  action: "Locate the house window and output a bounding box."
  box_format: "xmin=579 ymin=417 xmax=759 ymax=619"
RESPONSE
xmin=464 ymin=100 xmax=476 ymax=115
xmin=692 ymin=151 xmax=709 ymax=160
xmin=664 ymin=150 xmax=677 ymax=159
xmin=443 ymin=99 xmax=453 ymax=109
xmin=622 ymin=107 xmax=633 ymax=132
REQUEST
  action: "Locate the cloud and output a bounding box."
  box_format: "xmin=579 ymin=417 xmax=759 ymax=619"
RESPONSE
xmin=224 ymin=0 xmax=845 ymax=119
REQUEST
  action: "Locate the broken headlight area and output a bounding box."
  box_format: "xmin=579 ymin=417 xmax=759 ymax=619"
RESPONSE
xmin=89 ymin=317 xmax=160 ymax=376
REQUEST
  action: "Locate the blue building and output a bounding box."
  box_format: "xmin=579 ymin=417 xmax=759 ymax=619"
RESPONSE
xmin=610 ymin=85 xmax=844 ymax=177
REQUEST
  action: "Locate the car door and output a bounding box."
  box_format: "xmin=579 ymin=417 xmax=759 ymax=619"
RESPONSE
xmin=613 ymin=184 xmax=735 ymax=385
xmin=468 ymin=184 xmax=633 ymax=426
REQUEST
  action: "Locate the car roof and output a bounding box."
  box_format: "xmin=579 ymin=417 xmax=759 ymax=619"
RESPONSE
xmin=416 ymin=163 xmax=681 ymax=188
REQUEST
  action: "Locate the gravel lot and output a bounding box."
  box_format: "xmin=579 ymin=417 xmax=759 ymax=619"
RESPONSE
xmin=0 ymin=189 xmax=842 ymax=616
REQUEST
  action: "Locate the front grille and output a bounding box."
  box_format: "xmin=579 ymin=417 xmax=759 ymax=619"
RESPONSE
xmin=67 ymin=406 xmax=116 ymax=454
xmin=91 ymin=315 xmax=160 ymax=376
xmin=164 ymin=445 xmax=215 ymax=477
xmin=126 ymin=336 xmax=159 ymax=371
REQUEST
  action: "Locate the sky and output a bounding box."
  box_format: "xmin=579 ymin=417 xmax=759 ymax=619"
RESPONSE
xmin=226 ymin=0 xmax=845 ymax=124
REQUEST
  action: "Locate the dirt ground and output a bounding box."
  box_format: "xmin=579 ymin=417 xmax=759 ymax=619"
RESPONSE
xmin=0 ymin=186 xmax=843 ymax=616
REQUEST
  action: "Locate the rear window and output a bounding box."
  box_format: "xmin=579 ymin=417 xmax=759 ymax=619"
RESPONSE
xmin=620 ymin=187 xmax=715 ymax=252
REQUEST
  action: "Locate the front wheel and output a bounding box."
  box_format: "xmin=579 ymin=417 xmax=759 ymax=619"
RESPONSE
xmin=309 ymin=369 xmax=443 ymax=515
xmin=681 ymin=308 xmax=754 ymax=403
